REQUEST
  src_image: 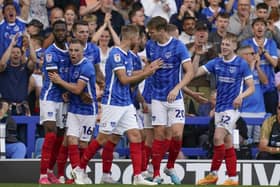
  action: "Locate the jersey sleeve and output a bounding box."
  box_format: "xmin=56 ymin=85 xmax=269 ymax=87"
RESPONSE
xmin=79 ymin=63 xmax=94 ymax=83
xmin=267 ymin=40 xmax=278 ymax=59
xmin=241 ymin=59 xmax=253 ymax=80
xmin=92 ymin=45 xmax=101 ymax=65
xmin=109 ymin=51 xmax=125 ymax=71
xmin=203 ymin=58 xmax=217 ymax=74
xmin=177 ymin=41 xmax=191 ymax=64
xmin=145 ymin=40 xmax=153 ymax=61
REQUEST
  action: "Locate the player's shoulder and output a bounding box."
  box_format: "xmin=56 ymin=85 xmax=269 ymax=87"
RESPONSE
xmin=81 ymin=58 xmax=94 ymax=69
xmin=171 ymin=37 xmax=186 ymax=48
xmin=109 ymin=47 xmax=126 ymax=58
xmin=145 ymin=39 xmax=156 ymax=47
xmin=87 ymin=42 xmax=99 ymax=50
xmin=45 ymin=44 xmax=61 ymax=54
xmin=235 ymin=55 xmax=248 ymax=64
xmin=208 ymin=56 xmax=222 ymax=64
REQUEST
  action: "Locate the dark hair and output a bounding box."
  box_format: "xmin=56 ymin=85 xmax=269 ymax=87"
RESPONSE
xmin=53 ymin=19 xmax=67 ymax=28
xmin=2 ymin=1 xmax=15 ymax=13
xmin=12 ymin=45 xmax=23 ymax=54
xmin=128 ymin=7 xmax=142 ymax=23
xmin=251 ymin=17 xmax=267 ymax=27
xmin=256 ymin=2 xmax=269 ymax=11
xmin=72 ymin=20 xmax=89 ymax=32
xmin=182 ymin=16 xmax=196 ymax=22
xmin=131 ymin=1 xmax=143 ymax=10
xmin=147 ymin=16 xmax=168 ymax=31
xmin=217 ymin=12 xmax=230 ymax=19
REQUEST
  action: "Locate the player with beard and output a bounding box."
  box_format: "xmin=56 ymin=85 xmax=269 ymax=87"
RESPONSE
xmin=71 ymin=24 xmax=162 ymax=185
xmin=39 ymin=20 xmax=70 ymax=184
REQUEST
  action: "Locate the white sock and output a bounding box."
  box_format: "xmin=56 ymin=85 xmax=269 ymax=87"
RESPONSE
xmin=229 ymin=176 xmax=237 ymax=180
xmin=40 ymin=174 xmax=47 ymax=179
xmin=210 ymin=170 xmax=218 ymax=176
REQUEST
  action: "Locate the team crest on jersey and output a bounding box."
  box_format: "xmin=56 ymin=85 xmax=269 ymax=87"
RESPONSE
xmin=14 ymin=25 xmax=19 ymax=32
xmin=229 ymin=66 xmax=236 ymax=73
xmin=46 ymin=54 xmax=52 ymax=62
xmin=165 ymin=52 xmax=172 ymax=59
xmin=152 ymin=116 xmax=156 ymax=122
xmin=114 ymin=54 xmax=121 ymax=62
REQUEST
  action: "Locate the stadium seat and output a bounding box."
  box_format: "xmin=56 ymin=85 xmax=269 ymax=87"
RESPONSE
xmin=34 ymin=137 xmax=44 ymax=158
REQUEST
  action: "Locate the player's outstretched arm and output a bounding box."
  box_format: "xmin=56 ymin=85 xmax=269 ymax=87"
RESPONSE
xmin=194 ymin=66 xmax=207 ymax=78
xmin=116 ymin=58 xmax=163 ymax=85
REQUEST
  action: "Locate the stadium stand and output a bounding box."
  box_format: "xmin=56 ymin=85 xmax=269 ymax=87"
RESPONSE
xmin=13 ymin=116 xmax=264 ymax=158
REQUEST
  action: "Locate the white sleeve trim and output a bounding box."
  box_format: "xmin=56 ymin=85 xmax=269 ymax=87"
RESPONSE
xmin=202 ymin=66 xmax=210 ymax=74
xmin=46 ymin=66 xmax=58 ymax=70
xmin=113 ymin=66 xmax=125 ymax=71
xmin=244 ymin=75 xmax=253 ymax=80
xmin=181 ymin=58 xmax=191 ymax=64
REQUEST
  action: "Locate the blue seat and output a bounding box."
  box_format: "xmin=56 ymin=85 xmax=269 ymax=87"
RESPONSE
xmin=34 ymin=138 xmax=44 ymax=158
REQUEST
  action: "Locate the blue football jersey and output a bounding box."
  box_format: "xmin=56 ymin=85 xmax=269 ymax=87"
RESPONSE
xmin=0 ymin=17 xmax=26 ymax=57
xmin=130 ymin=51 xmax=143 ymax=109
xmin=102 ymin=47 xmax=133 ymax=106
xmin=40 ymin=43 xmax=70 ymax=102
xmin=241 ymin=38 xmax=278 ymax=93
xmin=142 ymin=76 xmax=153 ymax=104
xmin=84 ymin=42 xmax=100 ymax=66
xmin=68 ymin=58 xmax=97 ymax=115
xmin=201 ymin=7 xmax=224 ymax=31
xmin=203 ymin=55 xmax=253 ymax=112
xmin=145 ymin=37 xmax=191 ymax=101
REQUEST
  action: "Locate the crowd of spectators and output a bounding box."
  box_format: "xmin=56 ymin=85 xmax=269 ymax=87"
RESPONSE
xmin=1 ymin=0 xmax=280 ymax=159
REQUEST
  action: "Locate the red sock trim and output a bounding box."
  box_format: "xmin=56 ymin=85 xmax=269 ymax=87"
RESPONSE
xmin=48 ymin=136 xmax=64 ymax=170
xmin=130 ymin=142 xmax=142 ymax=176
xmin=151 ymin=139 xmax=166 ymax=177
xmin=57 ymin=145 xmax=68 ymax=177
xmin=40 ymin=132 xmax=56 ymax=174
xmin=210 ymin=144 xmax=225 ymax=171
xmin=167 ymin=139 xmax=182 ymax=169
xmin=80 ymin=140 xmax=101 ymax=169
xmin=69 ymin=144 xmax=80 ymax=169
xmin=102 ymin=141 xmax=116 ymax=173
xmin=225 ymin=147 xmax=237 ymax=177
